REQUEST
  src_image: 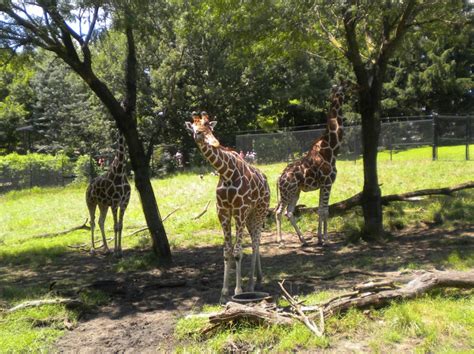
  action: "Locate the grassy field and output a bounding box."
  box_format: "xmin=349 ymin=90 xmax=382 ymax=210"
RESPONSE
xmin=0 ymin=145 xmax=473 ymax=352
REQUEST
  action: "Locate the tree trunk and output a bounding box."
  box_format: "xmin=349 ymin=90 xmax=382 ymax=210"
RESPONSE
xmin=72 ymin=66 xmax=172 ymax=264
xmin=359 ymin=96 xmax=384 ymax=240
xmin=128 ymin=138 xmax=172 ymax=264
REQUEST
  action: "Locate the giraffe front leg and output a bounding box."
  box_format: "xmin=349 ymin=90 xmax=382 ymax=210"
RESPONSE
xmin=275 ymin=202 xmax=285 ymax=245
xmin=218 ymin=208 xmax=232 ymax=304
xmin=246 ymin=215 xmax=260 ymax=292
xmin=233 ymin=215 xmax=246 ymax=296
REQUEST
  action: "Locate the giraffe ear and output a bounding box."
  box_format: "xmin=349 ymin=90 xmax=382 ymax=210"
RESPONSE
xmin=209 ymin=121 xmax=217 ymax=131
xmin=185 ymin=121 xmax=194 ymax=134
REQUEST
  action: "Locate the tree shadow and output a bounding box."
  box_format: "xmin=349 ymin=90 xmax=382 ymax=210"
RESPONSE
xmin=2 ymin=225 xmax=472 ymax=323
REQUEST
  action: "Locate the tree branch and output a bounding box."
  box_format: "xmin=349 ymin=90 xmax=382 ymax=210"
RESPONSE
xmin=270 ymin=181 xmax=474 ymax=216
xmin=321 ymin=270 xmax=474 ymax=318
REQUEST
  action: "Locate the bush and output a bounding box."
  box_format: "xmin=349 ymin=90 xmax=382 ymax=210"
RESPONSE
xmin=73 ymin=155 xmax=99 ymax=183
xmin=0 ymin=153 xmax=74 ymax=192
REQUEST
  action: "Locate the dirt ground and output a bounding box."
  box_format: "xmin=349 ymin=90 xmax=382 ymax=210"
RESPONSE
xmin=5 ymin=225 xmax=473 ymax=353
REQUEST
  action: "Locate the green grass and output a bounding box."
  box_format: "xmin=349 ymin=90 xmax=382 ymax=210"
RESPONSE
xmin=0 ymin=144 xmax=473 ymax=352
xmin=1 ymin=145 xmax=473 ymax=252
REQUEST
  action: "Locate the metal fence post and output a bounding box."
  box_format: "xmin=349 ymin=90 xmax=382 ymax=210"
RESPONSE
xmin=29 ymin=161 xmax=33 ymax=189
xmin=432 ymin=114 xmax=438 ymax=161
xmin=466 ymin=117 xmax=471 ymax=161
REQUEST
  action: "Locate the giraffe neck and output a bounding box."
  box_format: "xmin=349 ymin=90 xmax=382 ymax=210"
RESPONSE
xmin=108 ymin=135 xmax=127 ymax=177
xmin=198 ymin=143 xmax=238 ymax=177
xmin=326 ymin=93 xmax=344 ymax=151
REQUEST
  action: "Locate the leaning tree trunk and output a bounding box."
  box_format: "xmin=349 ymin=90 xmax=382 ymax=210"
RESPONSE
xmin=125 ymin=128 xmax=172 ymax=263
xmin=69 ymin=64 xmax=172 ymax=264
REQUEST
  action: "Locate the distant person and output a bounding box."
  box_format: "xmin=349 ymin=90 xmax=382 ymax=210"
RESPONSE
xmin=175 ymin=151 xmax=183 ymax=168
xmin=239 ymin=150 xmax=245 ymax=159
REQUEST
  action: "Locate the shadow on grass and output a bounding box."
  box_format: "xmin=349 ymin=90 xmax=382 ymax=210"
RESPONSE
xmin=1 ymin=224 xmax=473 ymax=323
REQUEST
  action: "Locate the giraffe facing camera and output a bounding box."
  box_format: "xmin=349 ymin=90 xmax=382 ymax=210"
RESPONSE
xmin=186 ymin=111 xmax=271 ymax=303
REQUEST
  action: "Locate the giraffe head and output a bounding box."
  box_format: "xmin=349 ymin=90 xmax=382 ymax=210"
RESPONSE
xmin=185 ymin=111 xmax=220 ymax=148
xmin=331 ymin=82 xmax=349 ymax=103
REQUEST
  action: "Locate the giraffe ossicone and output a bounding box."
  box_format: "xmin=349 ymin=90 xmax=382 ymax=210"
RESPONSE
xmin=186 ymin=111 xmax=271 ymax=302
xmin=275 ymin=83 xmax=350 ymax=247
xmin=86 ymin=131 xmax=131 ymax=257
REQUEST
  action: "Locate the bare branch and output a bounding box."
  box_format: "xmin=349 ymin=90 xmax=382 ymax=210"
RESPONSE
xmin=314 ymin=6 xmax=346 ymax=55
xmin=84 ymin=6 xmax=99 ymax=46
xmin=192 ymin=201 xmax=211 ymax=220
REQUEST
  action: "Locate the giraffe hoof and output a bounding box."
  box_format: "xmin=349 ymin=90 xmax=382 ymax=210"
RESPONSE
xmin=114 ymin=250 xmax=123 ymax=258
xmin=278 ymin=242 xmax=285 ymax=248
xmin=219 ymin=294 xmax=230 ymax=305
xmin=89 ymin=248 xmax=96 ymax=256
xmin=316 ymin=241 xmax=326 ymax=247
xmin=301 ymin=242 xmax=310 ymax=248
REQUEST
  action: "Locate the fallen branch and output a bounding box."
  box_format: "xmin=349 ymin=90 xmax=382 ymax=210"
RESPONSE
xmin=286 ymin=268 xmax=402 ymax=283
xmin=125 ymin=207 xmax=181 ymax=237
xmin=192 ymin=200 xmax=211 ymax=220
xmin=67 ymin=237 xmax=113 ymax=249
xmin=279 ymin=280 xmax=324 ymax=336
xmin=193 ymin=271 xmax=473 ymax=337
xmin=201 ymin=301 xmax=293 ymax=336
xmin=321 ymin=270 xmax=474 ymax=318
xmin=269 ymin=181 xmax=474 ymax=216
xmin=30 ymin=219 xmax=90 ymax=240
xmin=5 ymin=298 xmax=84 ymax=313
xmin=162 ymin=207 xmax=181 ymax=222
xmin=141 ymin=279 xmax=187 ymax=290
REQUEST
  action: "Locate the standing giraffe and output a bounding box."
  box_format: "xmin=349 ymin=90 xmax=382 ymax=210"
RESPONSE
xmin=86 ymin=131 xmax=131 ymax=256
xmin=186 ymin=111 xmax=270 ymax=302
xmin=276 ymin=83 xmax=347 ymax=246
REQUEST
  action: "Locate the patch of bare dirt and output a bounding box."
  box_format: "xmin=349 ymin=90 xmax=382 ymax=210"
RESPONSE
xmin=2 ymin=225 xmax=473 ymax=352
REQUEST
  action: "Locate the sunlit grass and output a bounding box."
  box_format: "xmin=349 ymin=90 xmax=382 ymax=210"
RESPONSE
xmin=1 ymin=145 xmax=473 ymax=257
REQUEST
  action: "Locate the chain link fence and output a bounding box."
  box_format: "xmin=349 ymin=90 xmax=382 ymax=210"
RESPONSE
xmin=236 ymin=115 xmax=473 ymax=163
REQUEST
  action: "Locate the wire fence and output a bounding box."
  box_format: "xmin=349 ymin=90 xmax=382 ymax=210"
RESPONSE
xmin=236 ymin=115 xmax=474 ymax=163
xmin=1 ymin=115 xmax=472 ymax=194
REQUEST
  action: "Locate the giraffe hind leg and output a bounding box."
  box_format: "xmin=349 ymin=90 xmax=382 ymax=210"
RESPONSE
xmin=275 ymin=201 xmax=286 ymax=245
xmin=87 ymin=201 xmax=97 ymax=255
xmin=317 ymin=185 xmax=331 ymax=246
xmin=98 ymin=204 xmax=111 ymax=253
xmin=111 ymin=206 xmax=121 ymax=257
xmin=286 ymin=195 xmax=308 ymax=246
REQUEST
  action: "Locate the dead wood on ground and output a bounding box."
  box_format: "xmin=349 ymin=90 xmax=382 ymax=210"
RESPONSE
xmin=279 ymin=280 xmax=324 ymax=336
xmin=4 ymin=298 xmax=84 ymax=314
xmin=319 ymin=270 xmax=474 ymax=318
xmin=196 ymin=270 xmax=473 ymax=337
xmin=201 ymin=300 xmax=293 ymax=336
xmin=192 ymin=200 xmax=211 ymax=220
xmin=268 ymin=181 xmax=474 ymax=216
xmin=31 ymin=219 xmax=90 ymax=239
xmin=126 ymin=206 xmax=181 ymax=237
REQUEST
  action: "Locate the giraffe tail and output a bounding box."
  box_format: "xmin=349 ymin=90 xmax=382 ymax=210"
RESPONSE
xmin=275 ymin=175 xmax=280 ymax=211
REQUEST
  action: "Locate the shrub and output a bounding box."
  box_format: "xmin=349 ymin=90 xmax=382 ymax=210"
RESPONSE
xmin=0 ymin=153 xmax=74 ymax=191
xmin=73 ymin=155 xmax=99 ymax=183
